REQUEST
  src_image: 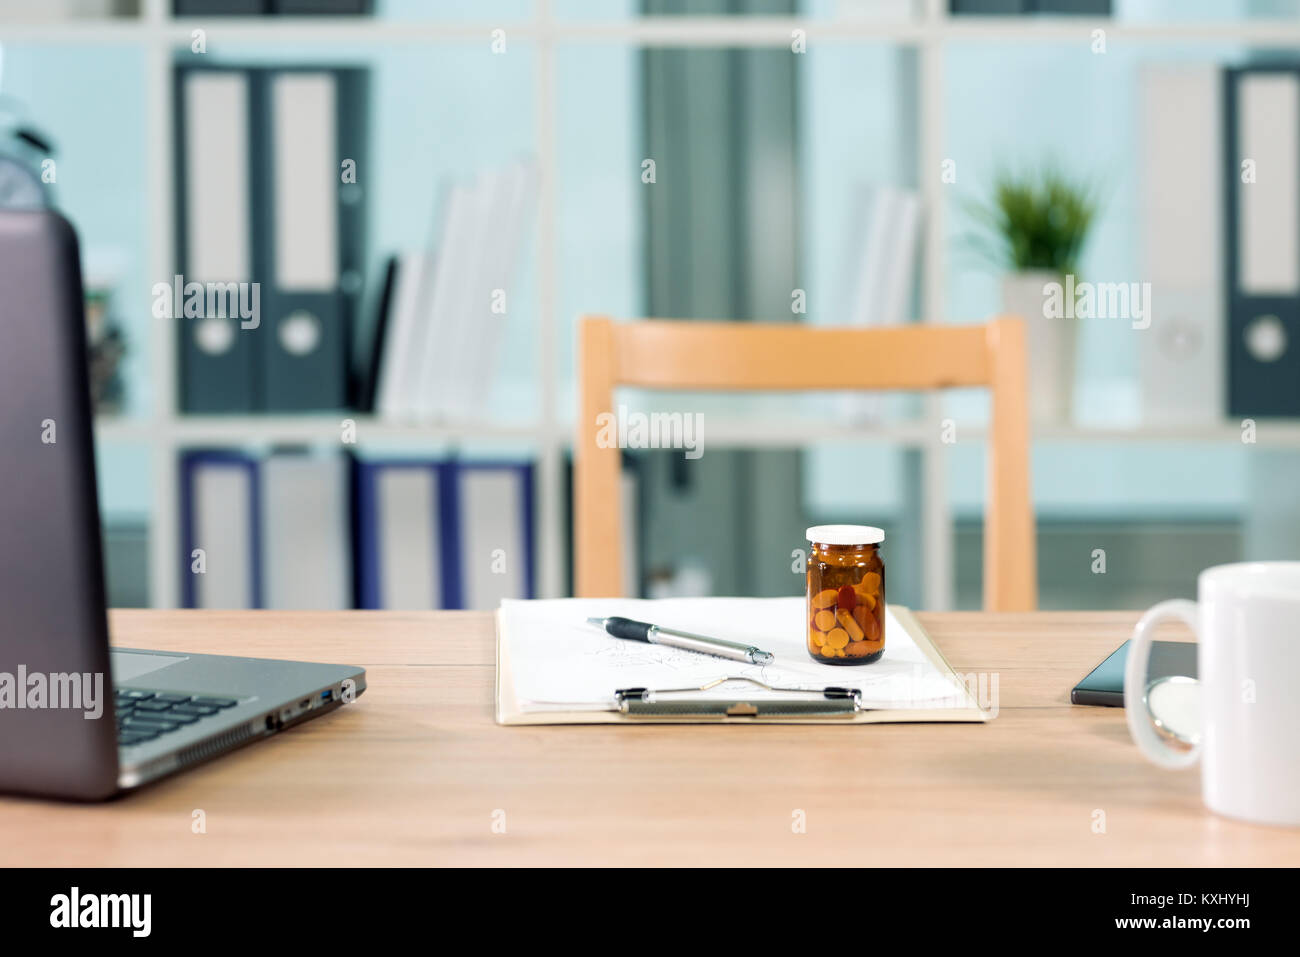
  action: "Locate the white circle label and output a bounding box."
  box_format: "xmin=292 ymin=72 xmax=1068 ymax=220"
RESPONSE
xmin=1245 ymin=314 xmax=1287 ymax=363
xmin=279 ymin=311 xmax=321 ymax=356
xmin=195 ymin=316 xmax=235 ymax=355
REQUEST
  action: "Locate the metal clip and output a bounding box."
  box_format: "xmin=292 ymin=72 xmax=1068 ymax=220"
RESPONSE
xmin=613 ymin=677 xmax=863 ymax=717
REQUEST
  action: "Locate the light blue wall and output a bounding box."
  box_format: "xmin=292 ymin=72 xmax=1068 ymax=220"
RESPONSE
xmin=1 ymin=44 xmax=153 ymax=517
xmin=0 ymin=45 xmax=151 ymax=412
xmin=1 ymin=37 xmax=541 ymax=517
xmin=204 ymin=40 xmax=541 ymax=423
xmin=802 ymin=38 xmax=1262 ymax=520
xmin=939 ymin=40 xmax=1252 ymax=518
xmin=377 ymin=0 xmax=533 ymax=18
xmin=2 ymin=10 xmax=1277 ymax=526
xmin=555 ymin=38 xmax=644 ymax=421
xmin=798 ymin=43 xmax=914 ymax=514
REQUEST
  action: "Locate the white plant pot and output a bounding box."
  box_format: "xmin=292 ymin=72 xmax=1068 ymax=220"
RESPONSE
xmin=1001 ymin=270 xmax=1076 ymax=424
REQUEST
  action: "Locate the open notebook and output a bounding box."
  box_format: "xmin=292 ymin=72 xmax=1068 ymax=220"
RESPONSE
xmin=496 ymin=597 xmax=991 ymax=724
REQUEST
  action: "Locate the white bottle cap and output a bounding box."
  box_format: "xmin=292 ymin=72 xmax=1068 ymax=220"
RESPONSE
xmin=805 ymin=524 xmax=885 ymax=546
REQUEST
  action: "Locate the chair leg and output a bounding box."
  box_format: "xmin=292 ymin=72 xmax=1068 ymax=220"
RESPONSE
xmin=575 ymin=317 xmax=625 ymax=597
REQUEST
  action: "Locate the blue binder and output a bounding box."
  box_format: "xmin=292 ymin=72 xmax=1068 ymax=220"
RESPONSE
xmin=354 ymin=460 xmax=458 ymax=610
xmin=354 ymin=459 xmax=535 ymax=610
xmin=179 ymin=450 xmax=263 ymax=609
xmin=1225 ymin=65 xmax=1300 ymax=417
xmin=174 ymin=65 xmax=261 ymax=412
xmin=258 ymin=66 xmax=368 ymax=411
xmin=450 ymin=461 xmax=536 ymax=610
xmin=175 ymin=62 xmax=368 ymax=413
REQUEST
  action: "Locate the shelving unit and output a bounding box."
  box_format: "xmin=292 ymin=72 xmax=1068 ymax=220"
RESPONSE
xmin=14 ymin=0 xmax=1296 ymax=607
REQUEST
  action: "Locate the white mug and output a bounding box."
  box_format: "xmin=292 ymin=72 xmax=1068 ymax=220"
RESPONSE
xmin=1125 ymin=561 xmax=1300 ymax=827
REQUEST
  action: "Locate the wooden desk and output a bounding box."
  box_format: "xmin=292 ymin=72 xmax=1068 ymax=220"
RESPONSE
xmin=1 ymin=610 xmax=1296 ymax=866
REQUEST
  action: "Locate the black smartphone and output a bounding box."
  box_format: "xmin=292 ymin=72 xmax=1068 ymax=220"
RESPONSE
xmin=1071 ymin=639 xmax=1198 ymax=707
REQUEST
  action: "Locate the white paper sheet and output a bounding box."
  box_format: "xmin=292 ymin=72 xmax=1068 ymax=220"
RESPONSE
xmin=500 ymin=597 xmax=968 ymax=713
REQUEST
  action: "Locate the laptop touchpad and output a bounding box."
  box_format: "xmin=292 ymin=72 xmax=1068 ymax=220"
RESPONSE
xmin=111 ymin=650 xmax=190 ymax=683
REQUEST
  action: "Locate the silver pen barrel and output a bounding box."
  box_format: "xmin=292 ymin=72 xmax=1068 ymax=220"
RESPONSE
xmin=648 ymin=626 xmax=772 ymax=664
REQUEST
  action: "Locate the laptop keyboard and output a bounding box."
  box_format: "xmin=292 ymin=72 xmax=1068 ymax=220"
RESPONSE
xmin=114 ymin=689 xmax=239 ymax=749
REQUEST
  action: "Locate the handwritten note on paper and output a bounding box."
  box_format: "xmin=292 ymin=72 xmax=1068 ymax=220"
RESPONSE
xmin=499 ymin=597 xmax=967 ymax=713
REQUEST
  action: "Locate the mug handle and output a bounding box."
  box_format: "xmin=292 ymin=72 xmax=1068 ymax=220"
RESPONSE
xmin=1124 ymin=599 xmax=1201 ymax=770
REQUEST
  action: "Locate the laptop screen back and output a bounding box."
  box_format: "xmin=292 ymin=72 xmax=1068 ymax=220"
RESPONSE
xmin=0 ymin=211 xmax=119 ymax=799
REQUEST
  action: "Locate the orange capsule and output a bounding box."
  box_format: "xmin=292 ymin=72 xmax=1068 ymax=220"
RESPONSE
xmin=811 ymin=589 xmax=839 ymax=609
xmin=846 ymin=640 xmax=870 ymax=656
xmin=837 ymin=608 xmax=864 ymax=641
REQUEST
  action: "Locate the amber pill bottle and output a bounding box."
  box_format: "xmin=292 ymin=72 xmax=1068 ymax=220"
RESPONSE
xmin=805 ymin=525 xmax=885 ymax=665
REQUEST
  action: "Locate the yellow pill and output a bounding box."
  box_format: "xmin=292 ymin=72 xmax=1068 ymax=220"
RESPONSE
xmin=811 ymin=588 xmax=839 ymax=609
xmin=835 ymin=648 xmax=845 ymax=657
xmin=820 ymin=644 xmax=837 ymax=658
xmin=826 ymin=627 xmax=849 ymax=649
xmin=813 ymin=610 xmax=837 ymax=632
xmin=809 ymin=630 xmax=825 ymax=647
xmin=860 ymin=572 xmax=881 ymax=593
xmin=836 ymin=609 xmax=864 ymax=641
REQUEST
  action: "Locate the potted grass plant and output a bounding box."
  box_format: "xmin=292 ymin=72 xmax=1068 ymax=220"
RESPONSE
xmin=965 ymin=166 xmax=1099 ymax=423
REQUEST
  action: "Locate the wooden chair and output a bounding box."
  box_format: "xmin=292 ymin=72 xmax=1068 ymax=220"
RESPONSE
xmin=575 ymin=316 xmax=1037 ymax=611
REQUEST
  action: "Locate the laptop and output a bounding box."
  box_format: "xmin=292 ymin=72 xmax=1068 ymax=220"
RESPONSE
xmin=0 ymin=210 xmax=366 ymax=800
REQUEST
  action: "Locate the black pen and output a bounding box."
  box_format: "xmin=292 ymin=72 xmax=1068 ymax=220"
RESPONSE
xmin=586 ymin=616 xmax=775 ymax=665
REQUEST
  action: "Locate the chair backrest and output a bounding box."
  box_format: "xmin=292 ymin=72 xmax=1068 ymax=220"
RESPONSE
xmin=574 ymin=315 xmax=1036 ymax=611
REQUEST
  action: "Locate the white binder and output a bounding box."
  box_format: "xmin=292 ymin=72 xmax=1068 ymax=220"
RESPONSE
xmin=1138 ymin=64 xmax=1225 ymax=425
